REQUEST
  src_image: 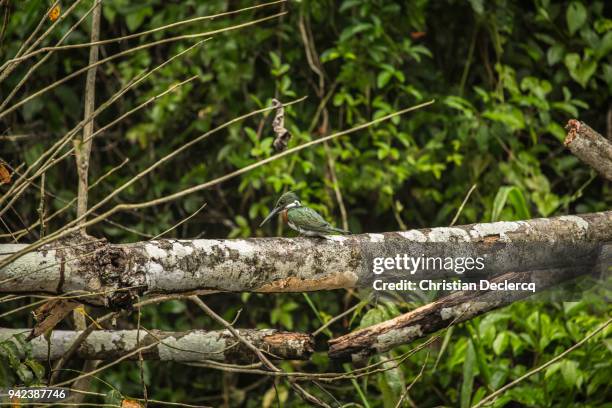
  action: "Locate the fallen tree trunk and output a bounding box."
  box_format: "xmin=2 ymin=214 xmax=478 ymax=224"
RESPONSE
xmin=0 ymin=211 xmax=610 ymax=308
xmin=564 ymin=120 xmax=612 ymax=180
xmin=328 ymin=244 xmax=610 ymax=361
xmin=0 ymin=328 xmax=314 ymax=363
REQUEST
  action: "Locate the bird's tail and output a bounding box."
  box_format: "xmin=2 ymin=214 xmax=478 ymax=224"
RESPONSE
xmin=329 ymin=226 xmax=351 ymax=235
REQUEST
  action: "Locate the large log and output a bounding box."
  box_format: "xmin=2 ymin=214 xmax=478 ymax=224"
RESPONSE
xmin=0 ymin=328 xmax=314 ymax=363
xmin=0 ymin=211 xmax=610 ymax=308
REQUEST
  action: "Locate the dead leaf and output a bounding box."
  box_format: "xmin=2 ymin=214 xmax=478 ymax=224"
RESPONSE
xmin=48 ymin=5 xmax=61 ymax=22
xmin=121 ymin=399 xmax=142 ymax=408
xmin=0 ymin=163 xmax=10 ymax=184
xmin=410 ymin=31 xmax=426 ymax=39
xmin=28 ymin=299 xmax=80 ymax=340
xmin=271 ymin=98 xmax=291 ymax=152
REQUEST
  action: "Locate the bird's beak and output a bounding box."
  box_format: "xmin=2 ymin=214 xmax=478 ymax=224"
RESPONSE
xmin=260 ymin=206 xmax=281 ymax=227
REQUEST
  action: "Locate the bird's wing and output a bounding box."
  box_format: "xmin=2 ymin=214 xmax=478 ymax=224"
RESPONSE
xmin=287 ymin=207 xmax=331 ymax=231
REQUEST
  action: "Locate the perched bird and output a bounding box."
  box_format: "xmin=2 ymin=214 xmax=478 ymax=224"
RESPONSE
xmin=260 ymin=191 xmax=350 ymax=237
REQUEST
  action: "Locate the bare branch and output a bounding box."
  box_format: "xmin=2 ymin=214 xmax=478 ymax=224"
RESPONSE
xmin=0 ymin=11 xmax=287 ymax=120
xmin=0 ymin=327 xmax=314 ymax=363
xmin=3 ymin=0 xmax=286 ymax=67
xmin=0 ymin=0 xmax=83 ymax=84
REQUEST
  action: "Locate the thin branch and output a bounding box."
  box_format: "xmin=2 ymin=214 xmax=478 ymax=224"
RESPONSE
xmin=1 ymin=47 xmax=203 ymax=220
xmin=0 ymin=12 xmax=287 ymax=120
xmin=0 ymin=0 xmax=99 ymax=111
xmin=313 ymin=299 xmax=366 ymax=337
xmin=3 ymin=0 xmax=286 ymax=66
xmin=151 ymin=202 xmax=207 ymax=240
xmin=76 ymin=101 xmax=435 ymax=229
xmin=0 ymin=0 xmax=84 ymax=83
xmin=450 ymin=183 xmax=477 ymax=226
xmin=394 ymin=352 xmax=429 ymax=408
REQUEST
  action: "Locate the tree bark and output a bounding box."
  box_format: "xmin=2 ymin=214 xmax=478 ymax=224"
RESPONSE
xmin=0 ymin=328 xmax=314 ymax=363
xmin=0 ymin=211 xmax=610 ymax=308
xmin=564 ymin=120 xmax=612 ymax=180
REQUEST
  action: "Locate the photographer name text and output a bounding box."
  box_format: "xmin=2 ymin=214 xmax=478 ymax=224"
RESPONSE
xmin=373 ymin=279 xmax=536 ymax=293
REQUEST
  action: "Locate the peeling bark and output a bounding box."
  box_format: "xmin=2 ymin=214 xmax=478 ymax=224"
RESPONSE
xmin=328 ymin=244 xmax=610 ymax=361
xmin=564 ymin=120 xmax=612 ymax=180
xmin=0 ymin=328 xmax=314 ymax=363
xmin=1 ymin=211 xmax=610 ymax=308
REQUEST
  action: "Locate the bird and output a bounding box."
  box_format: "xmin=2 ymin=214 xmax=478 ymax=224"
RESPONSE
xmin=259 ymin=191 xmax=350 ymax=237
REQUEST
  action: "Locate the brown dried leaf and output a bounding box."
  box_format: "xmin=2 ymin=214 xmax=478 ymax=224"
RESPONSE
xmin=121 ymin=399 xmax=142 ymax=408
xmin=0 ymin=163 xmax=11 ymax=184
xmin=28 ymin=299 xmax=79 ymax=340
xmin=48 ymin=5 xmax=61 ymax=22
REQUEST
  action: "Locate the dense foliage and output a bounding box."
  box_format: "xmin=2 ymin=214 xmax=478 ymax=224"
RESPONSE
xmin=1 ymin=0 xmax=611 ymax=406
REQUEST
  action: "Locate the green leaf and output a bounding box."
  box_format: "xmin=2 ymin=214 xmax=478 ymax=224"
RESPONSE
xmin=16 ymin=362 xmax=34 ymax=384
xmin=566 ymin=2 xmax=587 ymax=36
xmin=125 ymin=7 xmax=153 ymax=32
xmin=493 ymin=332 xmax=509 ymax=355
xmin=377 ymin=71 xmax=392 ymax=89
xmin=491 ymin=186 xmax=530 ymax=221
xmin=378 ymin=375 xmax=397 ymax=408
xmin=0 ymin=341 xmax=21 ymax=368
xmin=359 ymin=307 xmax=386 ymax=329
xmin=468 ymin=0 xmax=484 ymax=15
xmin=596 ymin=32 xmax=612 ymax=59
xmin=560 ymin=360 xmax=581 ymax=389
xmin=468 ymin=324 xmax=492 ymax=389
xmin=161 ymin=300 xmax=186 ymax=314
xmin=545 ymin=361 xmax=562 ymax=379
xmin=564 ymin=52 xmax=597 ymax=87
xmin=460 ymin=341 xmax=476 ymax=408
xmin=506 ymin=187 xmax=531 ymax=220
xmin=339 ymin=0 xmax=361 ymax=13
xmin=339 ymin=23 xmax=372 ymax=42
xmin=24 ymin=359 xmax=45 ymax=381
xmin=482 ymin=108 xmax=525 ymax=131
xmin=380 ymin=355 xmax=404 ymax=407
xmin=547 ymin=44 xmax=565 ymax=66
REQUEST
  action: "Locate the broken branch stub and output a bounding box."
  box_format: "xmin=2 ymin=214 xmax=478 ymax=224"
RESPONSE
xmin=564 ymin=120 xmax=612 ymax=180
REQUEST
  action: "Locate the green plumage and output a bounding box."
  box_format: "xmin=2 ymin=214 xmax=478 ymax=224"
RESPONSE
xmin=287 ymin=206 xmax=349 ymax=236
